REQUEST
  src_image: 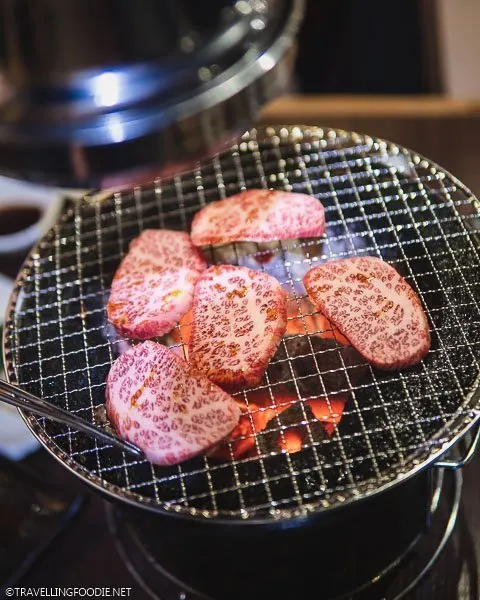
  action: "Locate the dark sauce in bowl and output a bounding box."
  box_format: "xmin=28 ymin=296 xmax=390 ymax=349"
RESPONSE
xmin=0 ymin=205 xmax=42 ymax=235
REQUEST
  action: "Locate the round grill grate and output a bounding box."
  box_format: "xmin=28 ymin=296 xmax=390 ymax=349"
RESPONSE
xmin=4 ymin=126 xmax=480 ymax=521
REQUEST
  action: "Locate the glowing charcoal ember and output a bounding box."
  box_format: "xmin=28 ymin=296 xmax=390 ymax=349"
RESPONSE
xmin=286 ymin=297 xmax=350 ymax=345
xmin=189 ymin=265 xmax=288 ymax=391
xmin=270 ymin=335 xmax=367 ymax=397
xmin=207 ymin=400 xmax=277 ymax=460
xmin=106 ymin=341 xmax=241 ymax=466
xmin=257 ymin=403 xmax=326 ymax=454
xmin=304 ymin=257 xmax=431 ymax=370
xmin=278 ymin=428 xmax=304 ymax=453
xmin=308 ymin=396 xmax=346 ymax=436
xmin=191 ymin=189 xmax=325 ymax=246
xmin=208 ymin=389 xmax=346 ymax=460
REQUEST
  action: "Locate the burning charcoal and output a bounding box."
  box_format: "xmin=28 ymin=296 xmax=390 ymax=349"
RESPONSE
xmin=257 ymin=403 xmax=326 ymax=455
xmin=270 ymin=337 xmax=368 ymax=396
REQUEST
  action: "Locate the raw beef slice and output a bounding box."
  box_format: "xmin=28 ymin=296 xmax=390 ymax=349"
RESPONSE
xmin=118 ymin=229 xmax=207 ymax=276
xmin=303 ymin=257 xmax=431 ymax=370
xmin=189 ymin=265 xmax=288 ymax=390
xmin=106 ymin=341 xmax=241 ymax=466
xmin=107 ymin=267 xmax=199 ymax=339
xmin=107 ymin=229 xmax=207 ymax=339
xmin=190 ymin=189 xmax=325 ymax=246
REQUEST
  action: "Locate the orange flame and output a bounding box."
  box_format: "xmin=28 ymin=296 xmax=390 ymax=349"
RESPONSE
xmin=278 ymin=428 xmax=304 ymax=453
xmin=286 ymin=298 xmax=349 ymax=345
xmin=208 ymin=390 xmax=346 ymax=460
xmin=207 ymin=400 xmax=276 ymax=460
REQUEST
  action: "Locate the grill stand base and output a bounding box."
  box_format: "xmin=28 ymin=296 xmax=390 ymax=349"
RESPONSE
xmin=106 ymin=469 xmax=462 ymax=600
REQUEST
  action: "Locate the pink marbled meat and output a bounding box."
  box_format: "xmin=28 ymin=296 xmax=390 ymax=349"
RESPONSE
xmin=107 ymin=267 xmax=199 ymax=339
xmin=190 ymin=189 xmax=325 ymax=246
xmin=117 ymin=229 xmax=207 ymax=276
xmin=106 ymin=341 xmax=241 ymax=466
xmin=107 ymin=229 xmax=207 ymax=339
xmin=303 ymin=257 xmax=431 ymax=370
xmin=189 ymin=265 xmax=288 ymax=391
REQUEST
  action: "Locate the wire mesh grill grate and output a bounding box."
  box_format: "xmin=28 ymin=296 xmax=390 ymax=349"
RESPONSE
xmin=4 ymin=125 xmax=480 ymax=520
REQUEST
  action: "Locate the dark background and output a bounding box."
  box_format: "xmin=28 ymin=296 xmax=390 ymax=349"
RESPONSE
xmin=295 ymin=0 xmax=436 ymax=94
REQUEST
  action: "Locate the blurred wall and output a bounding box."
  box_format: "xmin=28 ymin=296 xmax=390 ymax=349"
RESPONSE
xmin=295 ymin=0 xmax=428 ymax=94
xmin=436 ymin=0 xmax=480 ymax=97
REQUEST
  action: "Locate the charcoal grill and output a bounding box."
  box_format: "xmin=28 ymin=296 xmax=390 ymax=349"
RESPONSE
xmin=3 ymin=125 xmax=480 ymax=528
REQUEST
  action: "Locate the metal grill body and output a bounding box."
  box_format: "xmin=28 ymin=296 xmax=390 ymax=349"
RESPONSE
xmin=4 ymin=126 xmax=480 ymax=521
